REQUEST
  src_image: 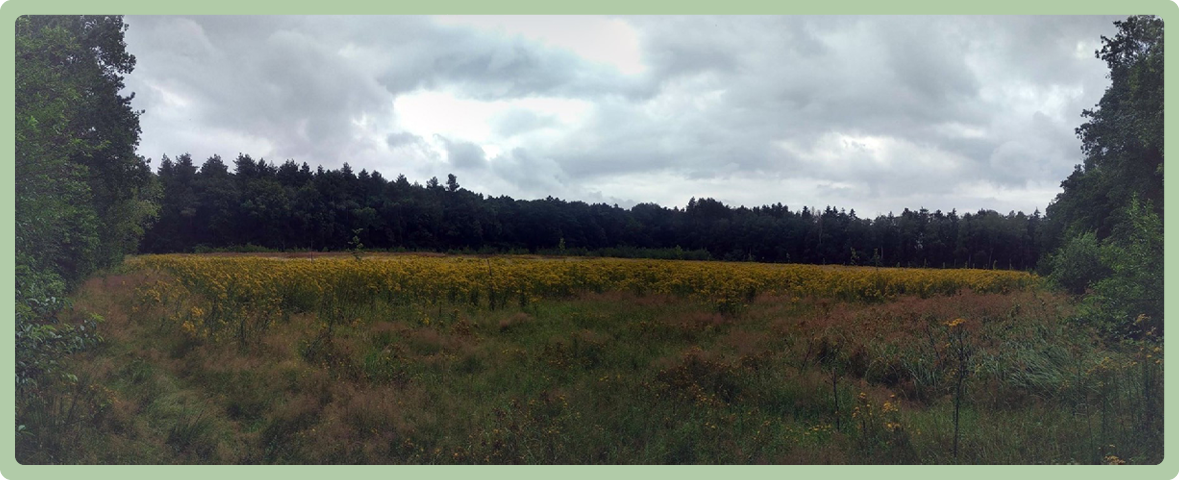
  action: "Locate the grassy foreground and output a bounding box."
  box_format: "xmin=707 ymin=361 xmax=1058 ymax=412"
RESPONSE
xmin=15 ymin=255 xmax=1162 ymax=464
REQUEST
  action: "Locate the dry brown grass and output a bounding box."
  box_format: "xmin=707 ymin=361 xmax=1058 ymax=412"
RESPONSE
xmin=31 ymin=267 xmax=1158 ymax=465
xmin=497 ymin=311 xmax=533 ymax=332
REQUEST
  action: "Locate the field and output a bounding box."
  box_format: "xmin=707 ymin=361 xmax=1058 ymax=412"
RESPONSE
xmin=17 ymin=254 xmax=1162 ymax=464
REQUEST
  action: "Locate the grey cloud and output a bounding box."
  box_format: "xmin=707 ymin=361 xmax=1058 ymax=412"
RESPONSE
xmin=386 ymin=131 xmax=423 ymax=148
xmin=492 ymin=108 xmax=558 ymax=137
xmin=488 ymin=148 xmax=568 ymax=197
xmin=123 ymin=15 xmax=1122 ymax=216
xmin=125 ymin=15 xmax=394 ymax=170
xmin=436 ymin=135 xmax=488 ymax=170
xmin=371 ymin=22 xmax=655 ymax=100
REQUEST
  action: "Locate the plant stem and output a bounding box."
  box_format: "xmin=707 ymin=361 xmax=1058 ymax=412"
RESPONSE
xmin=832 ymin=366 xmax=841 ymax=430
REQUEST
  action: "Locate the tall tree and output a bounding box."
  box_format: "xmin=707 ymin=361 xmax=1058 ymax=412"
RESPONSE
xmin=17 ymin=15 xmax=155 ymax=298
xmin=1047 ymin=15 xmax=1163 ymax=242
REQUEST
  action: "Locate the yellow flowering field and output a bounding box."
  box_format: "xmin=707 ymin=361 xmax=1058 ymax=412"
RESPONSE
xmin=44 ymin=253 xmax=1161 ymax=464
xmin=128 ymin=253 xmax=1038 ymax=342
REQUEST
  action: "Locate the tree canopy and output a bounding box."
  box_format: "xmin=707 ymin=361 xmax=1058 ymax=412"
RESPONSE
xmin=1046 ymin=15 xmax=1163 ymax=242
xmin=16 ymin=15 xmax=156 ymax=300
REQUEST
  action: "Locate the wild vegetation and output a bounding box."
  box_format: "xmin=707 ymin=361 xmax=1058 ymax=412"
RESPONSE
xmin=128 ymin=254 xmax=1037 ymax=338
xmin=13 ymin=15 xmax=1164 ymax=465
xmin=16 ymin=255 xmax=1161 ymax=464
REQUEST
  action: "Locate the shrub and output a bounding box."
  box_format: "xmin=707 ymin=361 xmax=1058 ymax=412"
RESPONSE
xmin=1046 ymin=232 xmax=1110 ymax=295
xmin=1089 ymin=198 xmax=1164 ymax=338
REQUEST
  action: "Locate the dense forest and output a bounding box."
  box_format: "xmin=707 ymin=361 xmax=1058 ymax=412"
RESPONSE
xmin=13 ymin=14 xmax=1165 ymax=443
xmin=144 ymin=154 xmax=1049 ymax=269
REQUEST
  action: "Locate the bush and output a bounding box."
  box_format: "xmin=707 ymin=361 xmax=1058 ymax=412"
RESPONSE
xmin=1090 ymin=199 xmax=1164 ymax=337
xmin=1049 ymin=198 xmax=1163 ymax=339
xmin=1046 ymin=232 xmax=1110 ymax=295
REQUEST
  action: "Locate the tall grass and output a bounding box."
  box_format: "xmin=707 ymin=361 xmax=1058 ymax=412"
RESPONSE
xmin=15 ymin=256 xmax=1161 ymax=464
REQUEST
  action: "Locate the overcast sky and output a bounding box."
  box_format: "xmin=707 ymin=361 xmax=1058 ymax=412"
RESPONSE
xmin=122 ymin=15 xmax=1121 ymax=216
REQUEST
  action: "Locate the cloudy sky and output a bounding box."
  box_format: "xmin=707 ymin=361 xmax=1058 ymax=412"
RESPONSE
xmin=122 ymin=15 xmax=1121 ymax=216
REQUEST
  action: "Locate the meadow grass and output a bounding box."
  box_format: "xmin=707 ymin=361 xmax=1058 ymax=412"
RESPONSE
xmin=14 ymin=255 xmax=1162 ymax=464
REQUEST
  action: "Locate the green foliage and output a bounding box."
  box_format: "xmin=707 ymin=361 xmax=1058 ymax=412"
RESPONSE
xmin=16 ymin=15 xmax=154 ymax=452
xmin=16 ymin=14 xmax=153 ymax=300
xmin=16 ymin=312 xmax=104 ymax=394
xmin=1077 ymin=198 xmax=1164 ymax=338
xmin=349 ymin=228 xmax=365 ymax=261
xmin=1046 ymin=232 xmax=1110 ymax=295
xmin=1042 ymin=16 xmax=1164 ymax=341
xmin=1048 ymin=16 xmax=1163 ymax=242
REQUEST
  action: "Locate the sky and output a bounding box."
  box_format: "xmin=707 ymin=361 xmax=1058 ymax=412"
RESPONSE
xmin=121 ymin=15 xmax=1122 ymax=217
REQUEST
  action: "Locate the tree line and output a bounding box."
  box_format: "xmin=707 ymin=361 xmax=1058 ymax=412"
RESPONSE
xmin=143 ymin=153 xmax=1049 ymax=270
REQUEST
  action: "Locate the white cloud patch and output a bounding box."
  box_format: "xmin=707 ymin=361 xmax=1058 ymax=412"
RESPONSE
xmin=433 ymin=15 xmax=645 ymax=75
xmin=122 ymin=15 xmax=1121 ymax=216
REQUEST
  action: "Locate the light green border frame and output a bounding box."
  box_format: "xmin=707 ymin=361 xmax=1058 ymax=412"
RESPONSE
xmin=1 ymin=0 xmax=1175 ymax=478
